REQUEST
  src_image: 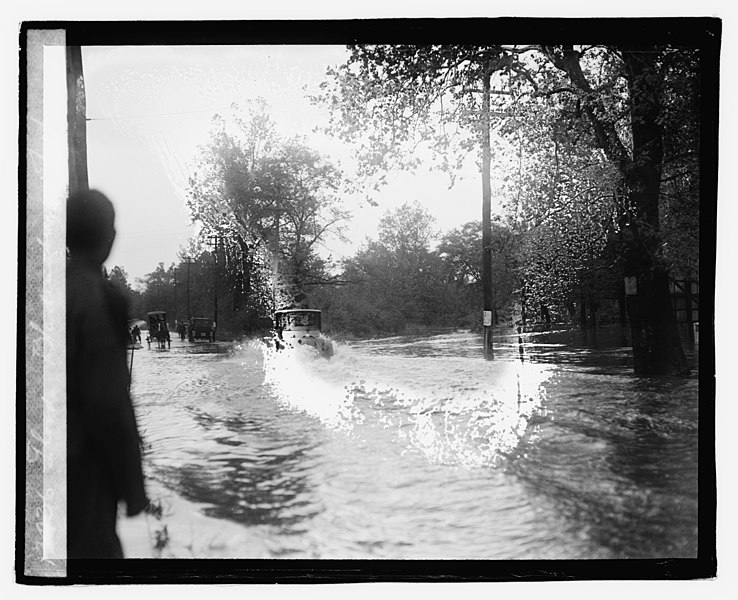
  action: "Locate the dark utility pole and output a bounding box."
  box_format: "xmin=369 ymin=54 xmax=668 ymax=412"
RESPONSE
xmin=267 ymin=206 xmax=284 ymax=309
xmin=173 ymin=268 xmax=178 ymax=323
xmin=184 ymin=257 xmax=193 ymax=320
xmin=66 ymin=45 xmax=88 ymax=195
xmin=207 ymin=236 xmax=220 ymax=327
xmin=481 ymin=64 xmax=494 ymax=359
xmin=213 ymin=241 xmax=218 ymax=328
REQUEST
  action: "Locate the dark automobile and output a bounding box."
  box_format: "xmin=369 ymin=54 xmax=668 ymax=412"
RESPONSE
xmin=268 ymin=308 xmax=333 ymax=358
xmin=188 ymin=317 xmax=216 ymax=342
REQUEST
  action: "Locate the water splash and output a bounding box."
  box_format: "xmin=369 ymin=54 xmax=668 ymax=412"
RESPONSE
xmin=261 ymin=341 xmax=362 ymax=431
xmin=351 ymin=359 xmax=549 ymax=468
xmin=259 ymin=338 xmax=551 ymax=469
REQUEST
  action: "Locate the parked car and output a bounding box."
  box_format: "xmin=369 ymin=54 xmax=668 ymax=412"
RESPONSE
xmin=188 ymin=317 xmax=216 ymax=342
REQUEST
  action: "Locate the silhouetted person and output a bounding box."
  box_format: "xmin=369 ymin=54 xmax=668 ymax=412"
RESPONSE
xmin=66 ymin=189 xmax=148 ymax=558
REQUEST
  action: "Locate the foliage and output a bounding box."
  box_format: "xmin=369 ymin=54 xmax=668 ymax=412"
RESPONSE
xmin=437 ymin=220 xmax=518 ymax=325
xmin=534 ymin=44 xmax=699 ymax=271
xmin=313 ymin=205 xmax=525 ymax=336
xmin=534 ymin=44 xmax=696 ymax=372
xmin=136 ymin=262 xmax=178 ymax=318
xmin=315 ymin=202 xmax=459 ymax=336
xmin=186 ymin=99 xmax=350 ymax=313
xmin=317 ymin=45 xmax=518 ymax=196
xmin=108 ymin=265 xmax=132 ymax=294
xmin=107 ymin=265 xmax=145 ymax=321
xmin=491 ymin=83 xmax=621 ymax=316
xmin=658 ymin=48 xmax=700 ymax=278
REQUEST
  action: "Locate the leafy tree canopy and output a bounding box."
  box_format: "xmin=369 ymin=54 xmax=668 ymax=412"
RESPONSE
xmin=186 ymin=99 xmax=351 ymax=308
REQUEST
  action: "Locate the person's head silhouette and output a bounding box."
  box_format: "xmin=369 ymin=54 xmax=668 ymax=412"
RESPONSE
xmin=67 ymin=189 xmax=116 ymax=264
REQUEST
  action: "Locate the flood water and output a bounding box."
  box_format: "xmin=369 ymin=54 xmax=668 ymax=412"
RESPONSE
xmin=128 ymin=327 xmax=700 ymax=559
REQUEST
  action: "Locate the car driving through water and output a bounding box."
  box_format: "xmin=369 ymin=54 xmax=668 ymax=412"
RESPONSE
xmin=268 ymin=308 xmax=334 ymax=358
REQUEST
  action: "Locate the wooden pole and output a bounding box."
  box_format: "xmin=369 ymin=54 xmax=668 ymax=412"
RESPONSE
xmin=481 ymin=65 xmax=494 ymax=359
xmin=207 ymin=236 xmax=219 ymax=330
xmin=173 ymin=268 xmax=178 ymax=324
xmin=66 ymin=45 xmax=88 ymax=194
xmin=185 ymin=257 xmax=193 ymax=321
xmin=213 ymin=238 xmax=218 ymax=329
xmin=128 ymin=346 xmax=134 ymax=393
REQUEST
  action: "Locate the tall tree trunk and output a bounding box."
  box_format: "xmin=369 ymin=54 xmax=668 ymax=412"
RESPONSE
xmin=544 ymin=45 xmax=689 ymax=375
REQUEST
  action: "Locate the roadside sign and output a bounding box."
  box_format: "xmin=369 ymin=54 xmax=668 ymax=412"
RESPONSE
xmin=624 ymin=276 xmax=638 ymax=296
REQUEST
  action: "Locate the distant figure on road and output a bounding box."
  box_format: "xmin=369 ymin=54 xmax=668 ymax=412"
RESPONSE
xmin=66 ymin=189 xmax=148 ymax=559
xmin=132 ymin=325 xmax=141 ymax=344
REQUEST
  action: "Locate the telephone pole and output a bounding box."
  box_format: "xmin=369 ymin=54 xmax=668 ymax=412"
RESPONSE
xmin=173 ymin=267 xmax=178 ymax=324
xmin=266 ymin=206 xmax=284 ymax=309
xmin=184 ymin=256 xmax=193 ymax=320
xmin=66 ymin=45 xmax=88 ymax=194
xmin=206 ymin=236 xmax=220 ymax=328
xmin=481 ymin=63 xmax=494 ymax=359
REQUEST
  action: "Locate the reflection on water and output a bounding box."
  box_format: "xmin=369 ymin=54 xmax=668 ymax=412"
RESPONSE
xmin=129 ymin=327 xmax=700 ymax=559
xmin=507 ymin=372 xmax=698 ymax=557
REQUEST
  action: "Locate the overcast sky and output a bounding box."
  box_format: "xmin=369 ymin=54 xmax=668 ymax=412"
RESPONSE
xmin=82 ymin=44 xmax=484 ymax=284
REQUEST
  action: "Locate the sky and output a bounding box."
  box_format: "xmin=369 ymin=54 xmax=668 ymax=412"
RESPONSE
xmin=82 ymin=44 xmax=484 ymax=284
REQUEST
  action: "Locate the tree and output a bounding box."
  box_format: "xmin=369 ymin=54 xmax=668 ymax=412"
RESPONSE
xmin=318 ymin=202 xmax=457 ymax=336
xmin=374 ymin=201 xmax=447 ymax=325
xmin=658 ymin=48 xmax=700 ymax=280
xmin=256 ymin=140 xmax=351 ymax=306
xmin=135 ymin=255 xmax=223 ymax=329
xmin=488 ymin=86 xmax=622 ymax=327
xmin=349 ymin=202 xmax=437 ymax=328
xmin=139 ymin=262 xmax=177 ymax=317
xmin=106 ymin=265 xmax=147 ymax=321
xmin=108 ymin=265 xmax=132 ymax=295
xmin=438 ymin=220 xmax=518 ymax=326
xmin=536 ymin=45 xmax=691 ymax=375
xmin=187 ymin=100 xmax=350 ymax=313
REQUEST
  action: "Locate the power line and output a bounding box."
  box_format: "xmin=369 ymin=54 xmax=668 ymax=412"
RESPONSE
xmin=116 ymin=227 xmax=197 ymax=239
xmin=86 ymin=106 xmax=236 ymax=122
